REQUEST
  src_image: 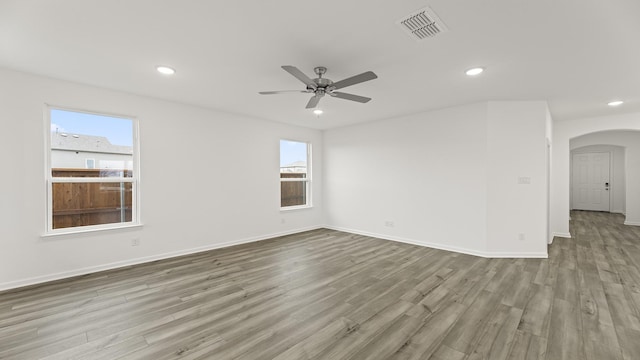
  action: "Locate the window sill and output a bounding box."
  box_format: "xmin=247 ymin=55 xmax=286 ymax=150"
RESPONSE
xmin=280 ymin=205 xmax=313 ymax=212
xmin=41 ymin=223 xmax=144 ymax=238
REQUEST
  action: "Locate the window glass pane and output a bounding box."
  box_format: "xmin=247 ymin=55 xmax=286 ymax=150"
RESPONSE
xmin=51 ymin=109 xmax=133 ymax=177
xmin=281 ymin=180 xmax=307 ymax=207
xmin=280 ymin=140 xmax=309 ymax=208
xmin=52 ymin=182 xmax=132 ymax=229
xmin=280 ymin=140 xmax=307 ymax=177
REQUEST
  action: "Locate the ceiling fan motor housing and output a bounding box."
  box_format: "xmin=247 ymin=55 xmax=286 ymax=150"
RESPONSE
xmin=314 ymin=78 xmax=333 ymax=87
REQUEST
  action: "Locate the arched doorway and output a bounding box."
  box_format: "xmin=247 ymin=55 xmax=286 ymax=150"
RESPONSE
xmin=551 ymin=113 xmax=640 ymax=241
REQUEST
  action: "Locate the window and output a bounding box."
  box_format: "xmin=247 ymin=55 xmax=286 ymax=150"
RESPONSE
xmin=280 ymin=140 xmax=311 ymax=209
xmin=46 ymin=107 xmax=139 ymax=233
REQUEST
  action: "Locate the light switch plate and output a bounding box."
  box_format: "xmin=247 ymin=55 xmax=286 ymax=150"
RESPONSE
xmin=518 ymin=177 xmax=531 ymax=184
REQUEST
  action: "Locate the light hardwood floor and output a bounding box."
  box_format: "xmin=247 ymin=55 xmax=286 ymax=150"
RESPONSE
xmin=2 ymin=211 xmax=640 ymax=359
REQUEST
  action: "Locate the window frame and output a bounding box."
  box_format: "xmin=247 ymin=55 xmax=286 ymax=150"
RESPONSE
xmin=279 ymin=139 xmax=312 ymax=211
xmin=44 ymin=105 xmax=141 ymax=235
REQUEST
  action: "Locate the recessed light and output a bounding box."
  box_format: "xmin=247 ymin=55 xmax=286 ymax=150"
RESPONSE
xmin=156 ymin=66 xmax=176 ymax=75
xmin=313 ymin=109 xmax=323 ymax=115
xmin=608 ymin=100 xmax=623 ymax=107
xmin=465 ymin=67 xmax=484 ymax=76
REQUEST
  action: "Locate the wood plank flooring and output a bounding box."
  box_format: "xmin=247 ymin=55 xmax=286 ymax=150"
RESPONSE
xmin=1 ymin=211 xmax=640 ymax=359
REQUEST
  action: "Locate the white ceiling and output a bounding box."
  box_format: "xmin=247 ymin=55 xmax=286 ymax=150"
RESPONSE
xmin=1 ymin=0 xmax=639 ymax=130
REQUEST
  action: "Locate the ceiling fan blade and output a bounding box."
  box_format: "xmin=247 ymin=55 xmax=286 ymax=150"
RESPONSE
xmin=282 ymin=65 xmax=317 ymax=89
xmin=330 ymin=91 xmax=372 ymax=103
xmin=305 ymin=95 xmax=321 ymax=109
xmin=259 ymin=90 xmax=308 ymax=95
xmin=330 ymin=71 xmax=377 ymax=90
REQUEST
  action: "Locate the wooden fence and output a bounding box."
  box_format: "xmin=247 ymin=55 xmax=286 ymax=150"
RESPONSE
xmin=52 ymin=169 xmax=132 ymax=229
xmin=52 ymin=169 xmax=306 ymax=229
xmin=280 ymin=173 xmax=307 ymax=207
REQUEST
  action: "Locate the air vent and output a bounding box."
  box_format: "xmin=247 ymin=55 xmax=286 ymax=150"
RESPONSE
xmin=397 ymin=6 xmax=449 ymax=41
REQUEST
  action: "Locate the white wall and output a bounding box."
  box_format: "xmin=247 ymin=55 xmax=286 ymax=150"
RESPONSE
xmin=486 ymin=102 xmax=549 ymax=255
xmin=0 ymin=68 xmax=324 ymax=290
xmin=0 ymin=66 xmax=561 ymax=289
xmin=324 ymin=103 xmax=489 ymax=255
xmin=551 ymin=113 xmax=640 ymax=237
xmin=570 ymin=144 xmax=625 ymax=214
xmin=324 ymin=101 xmax=549 ymax=257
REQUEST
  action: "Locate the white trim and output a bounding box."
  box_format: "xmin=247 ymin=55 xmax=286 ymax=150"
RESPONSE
xmin=623 ymin=220 xmax=640 ymax=226
xmin=548 ymin=231 xmax=578 ymax=244
xmin=41 ymin=223 xmax=144 ymax=238
xmin=45 ymin=103 xmax=138 ymax=121
xmin=552 ymin=232 xmax=572 ymax=238
xmin=549 ymin=234 xmax=575 ymax=245
xmin=44 ymin=107 xmax=53 ymax=232
xmin=324 ymin=225 xmax=548 ymax=259
xmin=51 ymin=177 xmax=134 ymax=183
xmin=280 ymin=178 xmax=309 ymax=182
xmin=280 ymin=205 xmax=313 ymax=212
xmin=0 ymin=225 xmax=323 ymax=292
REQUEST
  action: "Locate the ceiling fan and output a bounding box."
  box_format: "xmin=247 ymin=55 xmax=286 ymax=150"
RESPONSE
xmin=259 ymin=65 xmax=378 ymax=109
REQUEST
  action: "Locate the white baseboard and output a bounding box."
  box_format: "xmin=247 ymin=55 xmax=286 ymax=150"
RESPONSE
xmin=624 ymin=220 xmax=640 ymax=226
xmin=324 ymin=226 xmax=548 ymax=259
xmin=549 ymin=232 xmax=572 ymax=245
xmin=552 ymin=232 xmax=572 ymax=239
xmin=0 ymin=226 xmax=323 ymax=292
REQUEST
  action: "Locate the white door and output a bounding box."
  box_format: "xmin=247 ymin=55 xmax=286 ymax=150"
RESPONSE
xmin=572 ymin=152 xmax=610 ymax=212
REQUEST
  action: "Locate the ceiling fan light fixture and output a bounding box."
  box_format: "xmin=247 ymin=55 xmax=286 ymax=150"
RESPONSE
xmin=465 ymin=67 xmax=484 ymax=76
xmin=156 ymin=66 xmax=176 ymax=75
xmin=608 ymin=100 xmax=623 ymax=107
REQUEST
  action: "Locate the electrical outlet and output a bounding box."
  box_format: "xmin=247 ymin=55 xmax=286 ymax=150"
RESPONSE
xmin=518 ymin=233 xmax=526 ymax=241
xmin=385 ymin=221 xmax=395 ymax=228
xmin=131 ymin=238 xmax=140 ymax=246
xmin=281 ymin=218 xmax=286 ymax=224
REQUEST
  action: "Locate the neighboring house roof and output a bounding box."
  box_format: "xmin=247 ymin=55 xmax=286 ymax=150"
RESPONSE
xmin=281 ymin=161 xmax=307 ymax=168
xmin=51 ymin=132 xmax=132 ymax=155
xmin=280 ymin=160 xmax=307 ymax=173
